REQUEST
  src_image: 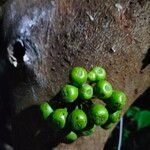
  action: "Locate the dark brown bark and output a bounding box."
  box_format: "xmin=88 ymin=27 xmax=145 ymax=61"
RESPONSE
xmin=0 ymin=0 xmax=150 ymax=150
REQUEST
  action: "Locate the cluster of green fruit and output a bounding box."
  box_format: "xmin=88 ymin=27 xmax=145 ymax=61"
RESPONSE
xmin=39 ymin=67 xmax=126 ymax=143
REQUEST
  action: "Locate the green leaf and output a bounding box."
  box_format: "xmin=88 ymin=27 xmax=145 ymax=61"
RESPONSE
xmin=134 ymin=110 xmax=150 ymax=130
xmin=126 ymin=106 xmax=140 ymax=119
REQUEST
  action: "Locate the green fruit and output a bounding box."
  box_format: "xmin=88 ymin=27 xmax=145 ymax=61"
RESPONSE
xmin=51 ymin=108 xmax=68 ymax=129
xmin=87 ymin=71 xmax=96 ymax=82
xmin=69 ymin=109 xmax=87 ymax=131
xmin=70 ymin=67 xmax=87 ymax=87
xmin=92 ymin=67 xmax=106 ymax=81
xmin=61 ymin=84 xmax=78 ymax=103
xmin=94 ymin=80 xmax=113 ymax=99
xmin=108 ymin=91 xmax=126 ymax=110
xmin=109 ymin=110 xmax=121 ymax=123
xmin=82 ymin=124 xmax=96 ymax=136
xmin=79 ymin=84 xmax=93 ymax=100
xmin=101 ymin=122 xmax=113 ymax=129
xmin=40 ymin=102 xmax=53 ymax=119
xmin=90 ymin=104 xmax=109 ymax=125
xmin=65 ymin=131 xmax=78 ymax=142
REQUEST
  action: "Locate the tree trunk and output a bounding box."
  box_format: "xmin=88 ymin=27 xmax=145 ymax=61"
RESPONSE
xmin=0 ymin=0 xmax=150 ymax=150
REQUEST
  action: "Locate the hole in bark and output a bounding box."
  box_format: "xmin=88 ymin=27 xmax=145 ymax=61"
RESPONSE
xmin=0 ymin=0 xmax=6 ymax=6
xmin=13 ymin=40 xmax=25 ymax=64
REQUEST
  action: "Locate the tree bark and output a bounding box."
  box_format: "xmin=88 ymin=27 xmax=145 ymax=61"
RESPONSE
xmin=0 ymin=0 xmax=150 ymax=150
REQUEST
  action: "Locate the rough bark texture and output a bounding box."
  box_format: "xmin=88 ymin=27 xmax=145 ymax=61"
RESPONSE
xmin=0 ymin=0 xmax=150 ymax=150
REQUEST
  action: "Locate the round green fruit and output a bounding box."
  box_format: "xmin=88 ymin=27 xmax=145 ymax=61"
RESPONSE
xmin=101 ymin=122 xmax=113 ymax=129
xmin=94 ymin=80 xmax=113 ymax=99
xmin=70 ymin=67 xmax=87 ymax=87
xmin=92 ymin=67 xmax=106 ymax=81
xmin=69 ymin=109 xmax=87 ymax=131
xmin=109 ymin=110 xmax=121 ymax=123
xmin=87 ymin=71 xmax=96 ymax=82
xmin=61 ymin=84 xmax=78 ymax=103
xmin=108 ymin=91 xmax=126 ymax=110
xmin=65 ymin=131 xmax=78 ymax=142
xmin=40 ymin=102 xmax=53 ymax=119
xmin=51 ymin=108 xmax=68 ymax=129
xmin=90 ymin=104 xmax=109 ymax=125
xmin=79 ymin=84 xmax=93 ymax=100
xmin=82 ymin=124 xmax=96 ymax=136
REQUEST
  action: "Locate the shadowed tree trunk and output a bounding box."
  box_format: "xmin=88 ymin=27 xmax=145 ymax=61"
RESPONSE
xmin=0 ymin=0 xmax=150 ymax=150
